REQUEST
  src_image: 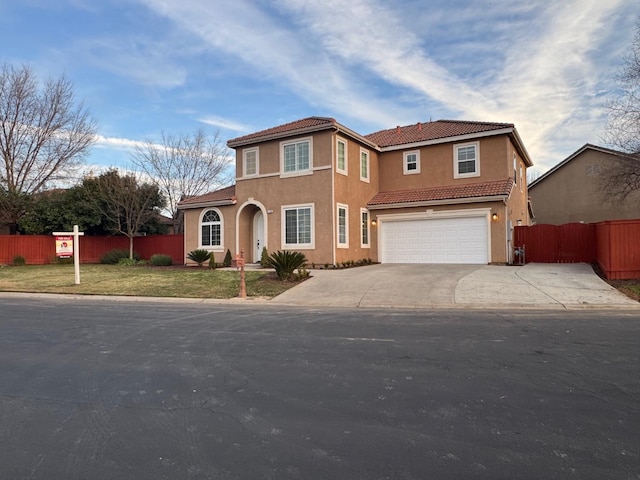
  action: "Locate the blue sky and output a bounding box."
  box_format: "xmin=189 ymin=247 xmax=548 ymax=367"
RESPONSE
xmin=0 ymin=0 xmax=636 ymax=181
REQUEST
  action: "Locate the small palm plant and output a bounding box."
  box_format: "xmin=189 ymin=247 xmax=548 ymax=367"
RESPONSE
xmin=265 ymin=250 xmax=307 ymax=280
xmin=187 ymin=249 xmax=211 ymax=267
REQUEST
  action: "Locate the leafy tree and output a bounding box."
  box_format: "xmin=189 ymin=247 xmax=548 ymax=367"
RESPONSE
xmin=601 ymin=21 xmax=640 ymax=207
xmin=0 ymin=63 xmax=96 ymax=231
xmin=18 ymin=187 xmax=104 ymax=235
xmin=130 ymin=128 xmax=230 ymax=233
xmin=85 ymin=169 xmax=165 ymax=258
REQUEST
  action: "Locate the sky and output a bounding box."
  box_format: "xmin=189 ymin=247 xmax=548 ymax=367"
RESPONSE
xmin=0 ymin=0 xmax=637 ymax=183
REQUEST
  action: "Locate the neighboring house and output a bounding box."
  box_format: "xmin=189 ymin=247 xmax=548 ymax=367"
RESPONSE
xmin=178 ymin=117 xmax=532 ymax=266
xmin=529 ymin=144 xmax=640 ymax=225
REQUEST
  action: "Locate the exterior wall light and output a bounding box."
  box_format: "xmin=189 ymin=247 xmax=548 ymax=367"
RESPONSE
xmin=371 ymin=219 xmax=377 ymax=226
xmin=491 ymin=213 xmax=499 ymax=222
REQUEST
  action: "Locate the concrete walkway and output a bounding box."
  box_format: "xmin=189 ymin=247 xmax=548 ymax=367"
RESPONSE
xmin=270 ymin=263 xmax=639 ymax=309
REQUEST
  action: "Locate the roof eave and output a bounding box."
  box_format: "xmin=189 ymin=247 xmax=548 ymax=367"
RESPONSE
xmin=177 ymin=199 xmax=236 ymax=210
xmin=227 ymin=123 xmax=337 ymax=148
xmin=377 ymin=127 xmax=515 ymax=151
xmin=367 ymin=194 xmax=509 ymax=210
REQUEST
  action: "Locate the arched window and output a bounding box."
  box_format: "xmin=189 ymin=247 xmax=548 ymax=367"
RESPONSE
xmin=201 ymin=209 xmax=222 ymax=248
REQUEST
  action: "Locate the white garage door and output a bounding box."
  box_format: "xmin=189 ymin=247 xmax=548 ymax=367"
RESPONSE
xmin=381 ymin=216 xmax=489 ymax=264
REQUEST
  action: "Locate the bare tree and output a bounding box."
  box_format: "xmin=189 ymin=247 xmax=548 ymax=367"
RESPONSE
xmin=600 ymin=21 xmax=640 ymax=208
xmin=0 ymin=63 xmax=97 ymax=229
xmin=130 ymin=128 xmax=230 ymax=233
xmin=85 ymin=169 xmax=165 ymax=259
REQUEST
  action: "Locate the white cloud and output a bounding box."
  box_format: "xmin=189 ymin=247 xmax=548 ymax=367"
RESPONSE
xmin=94 ymin=134 xmax=149 ymax=151
xmin=135 ymin=0 xmax=636 ymax=171
xmin=198 ymin=115 xmax=251 ymax=132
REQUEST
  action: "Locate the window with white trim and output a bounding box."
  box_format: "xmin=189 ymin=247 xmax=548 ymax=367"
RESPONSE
xmin=200 ymin=209 xmax=223 ymax=249
xmin=336 ymin=138 xmax=347 ymax=175
xmin=337 ymin=204 xmax=348 ymax=248
xmin=360 ymin=209 xmax=370 ymax=248
xmin=513 ymin=154 xmax=517 ymax=185
xmin=281 ymin=138 xmax=312 ymax=175
xmin=404 ymin=150 xmax=420 ymax=175
xmin=454 ymin=142 xmax=480 ymax=178
xmin=282 ymin=204 xmax=314 ymax=248
xmin=360 ymin=148 xmax=370 ymax=182
xmin=243 ymin=148 xmax=258 ymax=177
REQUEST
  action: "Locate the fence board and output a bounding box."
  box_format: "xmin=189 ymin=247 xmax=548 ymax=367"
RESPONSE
xmin=134 ymin=234 xmax=184 ymax=263
xmin=1 ymin=234 xmax=184 ymax=265
xmin=596 ymin=220 xmax=640 ymax=280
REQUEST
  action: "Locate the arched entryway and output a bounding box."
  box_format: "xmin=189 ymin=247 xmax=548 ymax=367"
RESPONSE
xmin=236 ymin=201 xmax=268 ymax=263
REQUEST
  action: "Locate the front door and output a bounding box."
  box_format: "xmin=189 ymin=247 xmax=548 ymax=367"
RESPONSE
xmin=253 ymin=210 xmax=264 ymax=263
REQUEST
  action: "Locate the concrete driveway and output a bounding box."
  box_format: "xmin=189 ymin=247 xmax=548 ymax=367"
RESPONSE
xmin=271 ymin=263 xmax=639 ymax=309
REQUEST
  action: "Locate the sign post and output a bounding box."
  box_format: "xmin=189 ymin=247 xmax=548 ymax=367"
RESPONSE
xmin=53 ymin=225 xmax=85 ymax=285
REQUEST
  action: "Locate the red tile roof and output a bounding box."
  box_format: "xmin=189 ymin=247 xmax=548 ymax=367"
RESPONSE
xmin=178 ymin=185 xmax=236 ymax=207
xmin=365 ymin=120 xmax=514 ymax=148
xmin=228 ymin=117 xmax=337 ymax=147
xmin=368 ymin=178 xmax=514 ymax=207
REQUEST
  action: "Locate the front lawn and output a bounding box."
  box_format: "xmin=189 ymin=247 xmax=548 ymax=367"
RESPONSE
xmin=0 ymin=264 xmax=297 ymax=299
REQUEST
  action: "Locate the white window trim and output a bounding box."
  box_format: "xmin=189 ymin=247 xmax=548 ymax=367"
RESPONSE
xmin=360 ymin=208 xmax=370 ymax=248
xmin=199 ymin=208 xmax=224 ymax=251
xmin=336 ymin=137 xmax=348 ymax=176
xmin=513 ymin=154 xmax=517 ymax=186
xmin=280 ymin=136 xmax=313 ymax=178
xmin=243 ymin=147 xmax=259 ymax=178
xmin=403 ymin=150 xmax=421 ymax=175
xmin=360 ymin=147 xmax=370 ymax=183
xmin=281 ymin=203 xmax=315 ymax=250
xmin=337 ymin=203 xmax=349 ymax=248
xmin=453 ymin=141 xmax=480 ymax=179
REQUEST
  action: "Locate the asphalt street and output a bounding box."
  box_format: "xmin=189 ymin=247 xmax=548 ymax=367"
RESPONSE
xmin=0 ymin=297 xmax=638 ymax=479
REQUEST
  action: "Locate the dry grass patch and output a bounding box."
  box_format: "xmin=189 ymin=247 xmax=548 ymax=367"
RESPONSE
xmin=0 ymin=264 xmax=298 ymax=299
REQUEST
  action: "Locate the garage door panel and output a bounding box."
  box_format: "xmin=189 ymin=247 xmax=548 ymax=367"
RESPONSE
xmin=381 ymin=216 xmax=488 ymax=264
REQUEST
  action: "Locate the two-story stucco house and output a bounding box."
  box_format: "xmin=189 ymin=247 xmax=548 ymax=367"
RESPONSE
xmin=178 ymin=117 xmax=532 ymax=266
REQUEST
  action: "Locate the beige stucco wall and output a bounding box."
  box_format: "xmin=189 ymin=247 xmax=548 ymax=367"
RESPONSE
xmin=529 ymin=149 xmax=639 ymax=225
xmin=377 ymin=135 xmax=513 ymax=192
xmin=182 ymin=204 xmax=238 ymax=266
xmin=332 ymin=134 xmax=380 ymax=265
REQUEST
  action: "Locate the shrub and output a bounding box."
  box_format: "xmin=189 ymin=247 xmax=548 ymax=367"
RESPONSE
xmin=118 ymin=256 xmax=140 ymax=267
xmin=101 ymin=249 xmax=139 ymax=265
xmin=209 ymin=254 xmax=216 ymax=270
xmin=265 ymin=250 xmax=307 ymax=281
xmin=150 ymin=254 xmax=172 ymax=266
xmin=260 ymin=247 xmax=270 ymax=268
xmin=12 ymin=255 xmax=26 ymax=266
xmin=223 ymin=249 xmax=232 ymax=267
xmin=187 ymin=249 xmax=211 ymax=267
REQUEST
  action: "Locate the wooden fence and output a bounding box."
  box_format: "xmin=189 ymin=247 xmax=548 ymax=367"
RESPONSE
xmin=513 ymin=223 xmax=596 ymax=263
xmin=514 ymin=219 xmax=640 ymax=280
xmin=0 ymin=234 xmax=184 ymax=265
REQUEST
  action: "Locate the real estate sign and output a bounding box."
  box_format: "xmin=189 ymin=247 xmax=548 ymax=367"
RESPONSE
xmin=55 ymin=236 xmax=73 ymax=258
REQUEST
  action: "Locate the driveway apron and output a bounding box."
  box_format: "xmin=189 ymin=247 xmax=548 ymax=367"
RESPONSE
xmin=270 ymin=263 xmax=639 ymax=309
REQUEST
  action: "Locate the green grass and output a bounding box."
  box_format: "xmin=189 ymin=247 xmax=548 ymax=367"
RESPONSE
xmin=0 ymin=264 xmax=297 ymax=299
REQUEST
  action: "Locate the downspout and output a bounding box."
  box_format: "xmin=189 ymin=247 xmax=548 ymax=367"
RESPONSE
xmin=331 ymin=130 xmax=337 ymax=267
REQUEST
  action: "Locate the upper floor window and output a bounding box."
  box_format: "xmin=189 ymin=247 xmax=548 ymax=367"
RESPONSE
xmin=454 ymin=142 xmax=480 ymax=179
xmin=282 ymin=204 xmax=314 ymax=249
xmin=200 ymin=209 xmax=223 ymax=249
xmin=513 ymin=154 xmax=517 ymax=185
xmin=360 ymin=148 xmax=370 ymax=182
xmin=243 ymin=148 xmax=259 ymax=177
xmin=337 ymin=203 xmax=348 ymax=248
xmin=281 ymin=138 xmax=312 ymax=175
xmin=404 ymin=150 xmax=420 ymax=175
xmin=336 ymin=138 xmax=347 ymax=175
